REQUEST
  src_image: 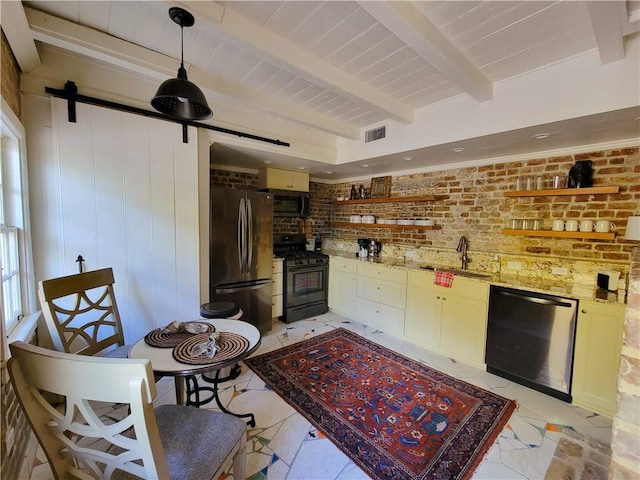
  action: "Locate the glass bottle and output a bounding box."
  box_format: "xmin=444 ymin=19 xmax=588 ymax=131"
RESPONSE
xmin=358 ymin=184 xmax=365 ymax=199
xmin=350 ymin=185 xmax=357 ymax=200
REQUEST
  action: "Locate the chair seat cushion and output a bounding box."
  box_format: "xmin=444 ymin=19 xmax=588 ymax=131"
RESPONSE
xmin=154 ymin=404 xmax=246 ymax=480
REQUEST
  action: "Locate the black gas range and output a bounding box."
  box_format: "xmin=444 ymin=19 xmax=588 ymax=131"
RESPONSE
xmin=273 ymin=234 xmax=328 ymax=263
xmin=273 ymin=234 xmax=328 ymax=323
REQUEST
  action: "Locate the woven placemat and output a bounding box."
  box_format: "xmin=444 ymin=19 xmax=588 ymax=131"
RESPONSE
xmin=144 ymin=322 xmax=215 ymax=348
xmin=172 ymin=332 xmax=249 ymax=365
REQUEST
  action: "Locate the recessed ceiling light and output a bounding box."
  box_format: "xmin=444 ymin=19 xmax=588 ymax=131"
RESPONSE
xmin=403 ymin=156 xmax=413 ymax=161
xmin=532 ymin=133 xmax=550 ymax=140
xmin=325 ymin=170 xmax=333 ymax=174
xmin=451 ymin=147 xmax=465 ymax=153
xmin=361 ymin=164 xmax=369 ymax=168
xmin=297 ymin=166 xmax=307 ymax=170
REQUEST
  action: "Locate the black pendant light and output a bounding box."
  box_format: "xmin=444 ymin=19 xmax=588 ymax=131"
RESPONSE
xmin=151 ymin=7 xmax=212 ymax=120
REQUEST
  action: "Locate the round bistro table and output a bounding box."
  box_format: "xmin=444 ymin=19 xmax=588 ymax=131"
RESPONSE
xmin=129 ymin=318 xmax=261 ymax=426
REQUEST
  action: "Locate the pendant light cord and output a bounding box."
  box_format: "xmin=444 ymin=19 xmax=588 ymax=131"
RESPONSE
xmin=180 ymin=21 xmax=185 ymax=70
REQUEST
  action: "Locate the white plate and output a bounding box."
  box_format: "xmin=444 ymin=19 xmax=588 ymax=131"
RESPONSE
xmin=414 ymin=220 xmax=429 ymax=226
xmin=397 ymin=219 xmax=415 ymax=225
xmin=386 ymin=219 xmax=397 ymax=225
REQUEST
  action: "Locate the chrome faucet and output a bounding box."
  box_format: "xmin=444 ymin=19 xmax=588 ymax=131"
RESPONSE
xmin=456 ymin=236 xmax=469 ymax=270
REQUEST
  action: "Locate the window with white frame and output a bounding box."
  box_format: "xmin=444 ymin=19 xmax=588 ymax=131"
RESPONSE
xmin=1 ymin=98 xmax=36 ymax=339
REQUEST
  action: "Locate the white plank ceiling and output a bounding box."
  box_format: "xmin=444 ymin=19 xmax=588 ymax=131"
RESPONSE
xmin=6 ymin=0 xmax=640 ymax=179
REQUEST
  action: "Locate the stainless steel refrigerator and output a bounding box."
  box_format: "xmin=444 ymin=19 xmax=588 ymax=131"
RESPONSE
xmin=210 ymin=188 xmax=273 ymax=333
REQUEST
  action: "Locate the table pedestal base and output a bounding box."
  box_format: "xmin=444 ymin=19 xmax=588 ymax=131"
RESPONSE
xmin=184 ymin=367 xmax=256 ymax=427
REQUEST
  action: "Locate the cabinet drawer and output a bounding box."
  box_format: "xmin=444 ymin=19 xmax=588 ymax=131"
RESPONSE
xmin=272 ymin=272 xmax=283 ymax=295
xmin=357 ymin=276 xmax=406 ymax=309
xmin=272 ymin=259 xmax=283 ymax=274
xmin=331 ymin=257 xmax=357 ymax=274
xmin=272 ymin=294 xmax=283 ymax=317
xmin=407 ymin=270 xmax=488 ymax=301
xmin=356 ymin=298 xmax=404 ymax=335
xmin=358 ymin=262 xmax=407 ymax=284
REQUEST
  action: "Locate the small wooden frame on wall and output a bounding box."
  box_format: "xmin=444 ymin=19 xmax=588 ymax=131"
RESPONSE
xmin=370 ymin=176 xmax=391 ymax=198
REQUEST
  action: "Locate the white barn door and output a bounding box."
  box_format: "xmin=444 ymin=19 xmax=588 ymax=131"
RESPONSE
xmin=33 ymin=98 xmax=200 ymax=342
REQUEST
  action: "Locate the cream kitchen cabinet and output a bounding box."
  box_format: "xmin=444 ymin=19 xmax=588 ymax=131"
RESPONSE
xmin=405 ymin=270 xmax=489 ymax=368
xmin=572 ymin=300 xmax=625 ymax=417
xmin=272 ymin=258 xmax=283 ymax=318
xmin=258 ymin=167 xmax=309 ymax=192
xmin=356 ymin=262 xmax=407 ymax=335
xmin=329 ymin=257 xmax=357 ymax=318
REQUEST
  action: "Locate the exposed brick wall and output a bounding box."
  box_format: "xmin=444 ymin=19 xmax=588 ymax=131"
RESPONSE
xmin=322 ymin=147 xmax=639 ymax=263
xmin=1 ymin=27 xmax=29 ymax=480
xmin=610 ymin=246 xmax=640 ymax=477
xmin=210 ymin=168 xmax=310 ymax=235
xmin=1 ymin=29 xmax=21 ymax=118
xmin=210 ymin=168 xmax=258 ymax=190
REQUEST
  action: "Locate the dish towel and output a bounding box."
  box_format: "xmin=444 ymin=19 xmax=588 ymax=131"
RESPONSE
xmin=434 ymin=270 xmax=455 ymax=288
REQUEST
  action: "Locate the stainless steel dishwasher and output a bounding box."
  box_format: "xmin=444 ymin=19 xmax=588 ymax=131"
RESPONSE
xmin=485 ymin=285 xmax=578 ymax=402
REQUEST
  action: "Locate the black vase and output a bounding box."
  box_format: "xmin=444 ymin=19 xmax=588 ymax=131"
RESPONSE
xmin=568 ymin=160 xmax=593 ymax=188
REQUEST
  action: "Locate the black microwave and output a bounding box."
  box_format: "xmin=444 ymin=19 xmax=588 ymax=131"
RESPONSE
xmin=267 ymin=189 xmax=310 ymax=218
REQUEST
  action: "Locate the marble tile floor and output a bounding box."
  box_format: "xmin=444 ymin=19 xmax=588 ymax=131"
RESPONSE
xmin=25 ymin=312 xmax=613 ymax=480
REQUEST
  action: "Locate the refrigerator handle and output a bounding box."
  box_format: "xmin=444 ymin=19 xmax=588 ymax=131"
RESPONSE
xmin=216 ymin=279 xmax=271 ymax=294
xmin=238 ymin=197 xmax=245 ymax=272
xmin=246 ymin=197 xmax=253 ymax=270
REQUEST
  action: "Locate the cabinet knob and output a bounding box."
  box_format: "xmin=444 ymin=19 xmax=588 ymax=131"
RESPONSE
xmin=377 ymin=286 xmax=380 ymax=290
xmin=443 ymin=297 xmax=447 ymax=301
xmin=581 ymin=309 xmax=587 ymax=314
xmin=436 ymin=296 xmax=441 ymax=300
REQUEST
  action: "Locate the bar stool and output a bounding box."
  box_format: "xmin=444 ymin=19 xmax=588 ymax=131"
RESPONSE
xmin=184 ymin=302 xmax=256 ymax=426
xmin=200 ymin=302 xmax=243 ymax=383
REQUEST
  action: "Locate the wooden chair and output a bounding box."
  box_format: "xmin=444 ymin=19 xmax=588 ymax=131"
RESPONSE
xmin=38 ymin=268 xmax=130 ymax=357
xmin=8 ymin=341 xmax=247 ymax=480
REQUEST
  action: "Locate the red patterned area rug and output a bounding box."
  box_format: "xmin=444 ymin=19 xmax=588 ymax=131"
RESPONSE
xmin=245 ymin=328 xmax=516 ymax=480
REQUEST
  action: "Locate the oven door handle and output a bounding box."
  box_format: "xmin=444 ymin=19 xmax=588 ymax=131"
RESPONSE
xmin=287 ymin=265 xmax=326 ymax=273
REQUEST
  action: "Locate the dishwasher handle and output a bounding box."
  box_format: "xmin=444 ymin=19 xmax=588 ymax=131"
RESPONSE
xmin=497 ymin=290 xmax=574 ymax=308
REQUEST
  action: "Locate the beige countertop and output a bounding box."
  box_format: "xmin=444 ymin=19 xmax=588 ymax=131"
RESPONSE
xmin=324 ymin=249 xmax=625 ymax=306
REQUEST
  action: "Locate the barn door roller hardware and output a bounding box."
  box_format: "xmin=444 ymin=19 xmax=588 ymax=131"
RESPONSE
xmin=45 ymin=81 xmax=290 ymax=147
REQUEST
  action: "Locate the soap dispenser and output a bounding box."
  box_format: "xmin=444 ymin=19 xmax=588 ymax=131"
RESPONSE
xmin=492 ymin=255 xmax=501 ymax=274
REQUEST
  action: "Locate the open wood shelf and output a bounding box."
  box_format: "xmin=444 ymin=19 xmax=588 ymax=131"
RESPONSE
xmin=330 ymin=195 xmax=437 ymax=205
xmin=502 ymin=229 xmax=616 ymax=240
xmin=504 ymin=186 xmax=619 ymax=197
xmin=332 ymin=222 xmax=442 ymax=230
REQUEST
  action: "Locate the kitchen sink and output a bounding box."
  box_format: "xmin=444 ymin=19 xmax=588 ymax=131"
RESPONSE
xmin=447 ymin=269 xmax=493 ymax=279
xmin=419 ymin=265 xmax=492 ymax=279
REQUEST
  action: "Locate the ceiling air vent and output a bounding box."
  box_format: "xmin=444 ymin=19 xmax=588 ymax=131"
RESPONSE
xmin=365 ymin=126 xmax=386 ymax=143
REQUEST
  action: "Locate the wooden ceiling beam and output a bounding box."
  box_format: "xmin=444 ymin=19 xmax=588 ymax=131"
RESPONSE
xmin=1 ymin=1 xmax=41 ymax=72
xmin=357 ymin=0 xmax=493 ymax=103
xmin=179 ymin=0 xmax=414 ymax=125
xmin=24 ymin=7 xmax=360 ymax=140
xmin=587 ymin=1 xmax=625 ymax=64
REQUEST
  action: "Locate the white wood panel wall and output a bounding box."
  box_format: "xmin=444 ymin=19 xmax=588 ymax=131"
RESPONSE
xmin=29 ymin=97 xmax=201 ymax=342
